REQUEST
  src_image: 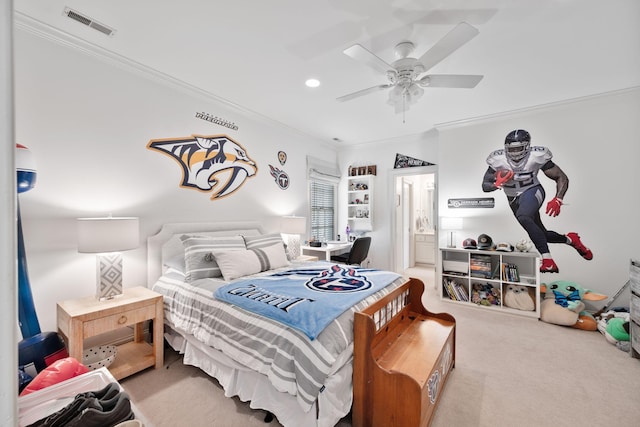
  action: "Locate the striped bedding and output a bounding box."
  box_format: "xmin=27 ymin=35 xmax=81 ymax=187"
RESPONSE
xmin=151 ymin=261 xmax=406 ymax=412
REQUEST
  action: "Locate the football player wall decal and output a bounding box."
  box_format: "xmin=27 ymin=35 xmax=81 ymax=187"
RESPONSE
xmin=481 ymin=129 xmax=593 ymax=274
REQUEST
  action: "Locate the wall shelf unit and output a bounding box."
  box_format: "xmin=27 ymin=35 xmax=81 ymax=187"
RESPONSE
xmin=438 ymin=247 xmax=541 ymax=318
xmin=347 ymin=174 xmax=373 ymax=232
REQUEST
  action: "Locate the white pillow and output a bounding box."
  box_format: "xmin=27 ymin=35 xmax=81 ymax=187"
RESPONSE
xmin=213 ymin=243 xmax=289 ymax=281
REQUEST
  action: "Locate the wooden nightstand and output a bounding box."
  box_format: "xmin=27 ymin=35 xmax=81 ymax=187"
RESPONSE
xmin=57 ymin=286 xmax=164 ymax=380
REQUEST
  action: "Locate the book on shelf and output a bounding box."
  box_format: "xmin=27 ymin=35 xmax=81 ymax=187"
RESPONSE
xmin=443 ymin=278 xmax=469 ymax=302
xmin=501 ymin=263 xmax=520 ymax=282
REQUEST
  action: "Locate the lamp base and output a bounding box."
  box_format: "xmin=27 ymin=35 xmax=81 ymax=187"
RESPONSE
xmin=284 ymin=234 xmax=301 ymax=259
xmin=447 ymin=231 xmax=457 ymax=248
xmin=97 ymin=253 xmax=123 ymax=300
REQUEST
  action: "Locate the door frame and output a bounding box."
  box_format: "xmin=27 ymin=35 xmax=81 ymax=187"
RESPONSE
xmin=388 ymin=165 xmax=438 ymax=274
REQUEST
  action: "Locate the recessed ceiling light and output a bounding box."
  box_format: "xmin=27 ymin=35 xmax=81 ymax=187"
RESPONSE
xmin=305 ymin=78 xmax=320 ymax=88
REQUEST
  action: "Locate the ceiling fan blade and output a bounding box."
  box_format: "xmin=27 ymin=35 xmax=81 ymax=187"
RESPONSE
xmin=419 ymin=74 xmax=484 ymax=88
xmin=417 ymin=22 xmax=479 ymax=72
xmin=337 ymin=84 xmax=393 ymax=102
xmin=343 ymin=44 xmax=394 ymax=74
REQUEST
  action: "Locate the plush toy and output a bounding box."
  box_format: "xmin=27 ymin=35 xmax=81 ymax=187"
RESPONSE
xmin=515 ymin=239 xmax=533 ymax=252
xmin=596 ymin=310 xmax=631 ymax=350
xmin=540 ymin=280 xmax=607 ymax=330
xmin=503 ymin=284 xmax=535 ymax=311
xmin=471 ymin=283 xmax=500 ymax=306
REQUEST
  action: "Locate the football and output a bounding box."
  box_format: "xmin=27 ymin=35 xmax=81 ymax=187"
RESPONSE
xmin=495 ymin=169 xmax=513 ymax=180
xmin=494 ymin=169 xmax=514 ymax=187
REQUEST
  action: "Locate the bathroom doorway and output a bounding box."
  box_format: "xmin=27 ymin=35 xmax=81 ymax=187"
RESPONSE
xmin=389 ymin=166 xmax=438 ymax=274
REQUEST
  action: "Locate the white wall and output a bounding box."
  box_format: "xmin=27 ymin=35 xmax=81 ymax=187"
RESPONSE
xmin=437 ymin=88 xmax=640 ymax=301
xmin=2 ymin=0 xmax=18 ymax=423
xmin=14 ymin=29 xmax=337 ymax=333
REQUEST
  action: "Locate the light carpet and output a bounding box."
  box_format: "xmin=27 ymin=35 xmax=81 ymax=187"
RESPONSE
xmin=121 ymin=268 xmax=640 ymax=426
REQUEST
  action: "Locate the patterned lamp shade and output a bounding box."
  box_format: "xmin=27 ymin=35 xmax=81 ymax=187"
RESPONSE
xmin=77 ymin=217 xmax=139 ymax=300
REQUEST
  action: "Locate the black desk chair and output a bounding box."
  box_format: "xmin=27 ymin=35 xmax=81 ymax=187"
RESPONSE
xmin=330 ymin=237 xmax=371 ymax=266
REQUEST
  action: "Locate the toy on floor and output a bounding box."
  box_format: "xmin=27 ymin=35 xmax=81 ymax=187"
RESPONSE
xmin=596 ymin=310 xmax=630 ymax=351
xmin=540 ymin=280 xmax=607 ymax=330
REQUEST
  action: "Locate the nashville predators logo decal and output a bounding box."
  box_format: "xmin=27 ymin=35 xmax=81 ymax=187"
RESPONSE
xmin=147 ymin=134 xmax=257 ymax=199
xmin=305 ymin=265 xmax=372 ymax=293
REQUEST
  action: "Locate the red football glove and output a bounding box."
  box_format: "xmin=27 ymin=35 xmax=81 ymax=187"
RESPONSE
xmin=494 ymin=170 xmax=514 ymax=188
xmin=546 ymin=197 xmax=563 ymax=217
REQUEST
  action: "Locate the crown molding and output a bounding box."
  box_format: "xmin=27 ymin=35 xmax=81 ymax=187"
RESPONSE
xmin=435 ymin=86 xmax=640 ymax=131
xmin=13 ymin=11 xmax=330 ymax=146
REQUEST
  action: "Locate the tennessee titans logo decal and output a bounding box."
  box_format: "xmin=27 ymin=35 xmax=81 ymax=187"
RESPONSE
xmin=147 ymin=134 xmax=257 ymax=199
xmin=427 ymin=370 xmax=441 ymax=404
xmin=305 ymin=265 xmax=372 ymax=293
xmin=269 ymin=165 xmax=289 ymax=190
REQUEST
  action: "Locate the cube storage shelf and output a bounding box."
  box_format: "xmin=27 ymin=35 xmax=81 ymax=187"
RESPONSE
xmin=439 ymin=247 xmax=541 ymax=318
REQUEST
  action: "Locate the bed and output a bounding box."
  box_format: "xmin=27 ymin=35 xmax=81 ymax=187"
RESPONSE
xmin=147 ymin=221 xmax=455 ymax=427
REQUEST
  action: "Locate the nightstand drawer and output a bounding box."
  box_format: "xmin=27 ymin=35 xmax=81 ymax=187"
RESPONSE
xmin=82 ymin=304 xmax=156 ymax=338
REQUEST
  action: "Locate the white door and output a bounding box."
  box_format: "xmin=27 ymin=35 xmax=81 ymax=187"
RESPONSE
xmin=402 ymin=179 xmax=412 ymax=269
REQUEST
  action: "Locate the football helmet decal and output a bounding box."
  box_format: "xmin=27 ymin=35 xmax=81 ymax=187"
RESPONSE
xmin=504 ymin=129 xmax=531 ymax=168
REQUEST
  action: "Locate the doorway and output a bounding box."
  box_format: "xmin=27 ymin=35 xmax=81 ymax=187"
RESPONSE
xmin=389 ymin=166 xmax=438 ymax=275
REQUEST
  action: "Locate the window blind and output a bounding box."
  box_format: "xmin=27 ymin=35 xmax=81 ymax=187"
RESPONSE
xmin=309 ymin=180 xmax=335 ymax=242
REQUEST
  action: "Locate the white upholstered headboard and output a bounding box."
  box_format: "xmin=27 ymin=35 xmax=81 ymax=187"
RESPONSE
xmin=146 ymin=221 xmax=265 ymax=286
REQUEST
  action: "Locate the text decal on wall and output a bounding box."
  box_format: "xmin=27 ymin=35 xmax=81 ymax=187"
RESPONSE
xmin=147 ymin=134 xmax=257 ymax=200
xmin=195 ymin=112 xmax=239 ymax=131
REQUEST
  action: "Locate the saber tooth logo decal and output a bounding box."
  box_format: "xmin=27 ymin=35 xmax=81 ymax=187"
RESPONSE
xmin=147 ymin=134 xmax=257 ymax=199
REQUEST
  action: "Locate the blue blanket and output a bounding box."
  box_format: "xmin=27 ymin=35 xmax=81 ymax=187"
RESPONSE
xmin=214 ymin=264 xmax=401 ymax=339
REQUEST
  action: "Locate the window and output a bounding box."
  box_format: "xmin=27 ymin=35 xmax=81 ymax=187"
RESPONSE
xmin=309 ymin=179 xmax=336 ymax=242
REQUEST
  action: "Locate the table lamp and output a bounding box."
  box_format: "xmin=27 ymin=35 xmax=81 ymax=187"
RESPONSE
xmin=77 ymin=216 xmax=139 ymax=300
xmin=441 ymin=217 xmax=464 ymax=248
xmin=281 ymin=216 xmax=306 ymax=259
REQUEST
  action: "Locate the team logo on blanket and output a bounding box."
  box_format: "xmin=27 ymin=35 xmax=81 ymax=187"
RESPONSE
xmin=304 ymin=265 xmax=372 ymax=293
xmin=147 ymin=134 xmax=257 ymax=199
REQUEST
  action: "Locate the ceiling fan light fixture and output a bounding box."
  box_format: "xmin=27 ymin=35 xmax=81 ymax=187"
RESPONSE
xmin=408 ymin=84 xmax=424 ymax=99
xmin=337 ymin=21 xmax=483 ymax=111
xmin=418 ymin=76 xmax=431 ymax=87
xmin=388 ymin=85 xmax=405 ymax=102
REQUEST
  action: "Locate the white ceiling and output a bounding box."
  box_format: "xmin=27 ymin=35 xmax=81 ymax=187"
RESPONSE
xmin=13 ymin=0 xmax=640 ymax=146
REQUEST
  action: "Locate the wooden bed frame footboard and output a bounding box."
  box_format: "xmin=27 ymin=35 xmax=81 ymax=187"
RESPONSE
xmin=353 ymin=277 xmax=456 ymax=427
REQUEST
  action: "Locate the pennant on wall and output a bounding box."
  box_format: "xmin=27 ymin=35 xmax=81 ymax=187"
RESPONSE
xmin=147 ymin=134 xmax=257 ymax=200
xmin=394 ymin=153 xmax=436 ymax=168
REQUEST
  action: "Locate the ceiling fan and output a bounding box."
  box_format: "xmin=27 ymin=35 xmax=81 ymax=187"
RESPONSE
xmin=337 ymin=22 xmax=483 ymax=114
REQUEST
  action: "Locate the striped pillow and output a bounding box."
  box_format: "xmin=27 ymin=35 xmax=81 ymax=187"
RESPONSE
xmin=243 ymin=233 xmax=289 ymax=259
xmin=180 ymin=235 xmax=245 ymax=282
xmin=212 ymin=243 xmax=289 ymax=282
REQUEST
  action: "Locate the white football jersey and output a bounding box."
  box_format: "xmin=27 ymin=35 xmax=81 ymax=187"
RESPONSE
xmin=486 ymin=146 xmax=553 ymax=197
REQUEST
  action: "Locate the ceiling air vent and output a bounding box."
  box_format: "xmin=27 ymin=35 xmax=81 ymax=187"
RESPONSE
xmin=63 ymin=7 xmax=116 ymax=37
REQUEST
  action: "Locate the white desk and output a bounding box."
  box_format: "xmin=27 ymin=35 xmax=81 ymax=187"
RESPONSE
xmin=301 ymin=242 xmax=352 ymax=261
